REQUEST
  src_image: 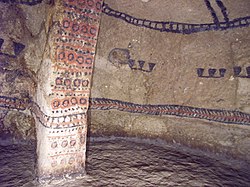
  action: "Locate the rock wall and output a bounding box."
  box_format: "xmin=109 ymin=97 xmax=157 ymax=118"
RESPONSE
xmin=0 ymin=0 xmax=50 ymax=140
xmin=0 ymin=0 xmax=250 ymax=164
xmin=90 ymin=0 xmax=250 ymax=161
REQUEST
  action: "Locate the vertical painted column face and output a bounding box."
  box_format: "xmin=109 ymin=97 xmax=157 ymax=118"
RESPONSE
xmin=36 ymin=0 xmax=103 ymax=181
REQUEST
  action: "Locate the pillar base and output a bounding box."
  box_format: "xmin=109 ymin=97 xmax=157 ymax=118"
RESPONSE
xmin=37 ymin=170 xmax=86 ymax=184
xmin=35 ymin=120 xmax=87 ymax=182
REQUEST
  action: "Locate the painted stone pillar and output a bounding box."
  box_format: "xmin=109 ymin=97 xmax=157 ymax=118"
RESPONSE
xmin=34 ymin=0 xmax=103 ymax=181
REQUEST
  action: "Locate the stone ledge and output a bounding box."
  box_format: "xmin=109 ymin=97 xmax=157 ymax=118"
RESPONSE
xmin=89 ymin=110 xmax=250 ymax=162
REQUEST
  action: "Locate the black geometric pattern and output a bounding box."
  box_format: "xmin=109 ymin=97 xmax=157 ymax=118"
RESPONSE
xmin=102 ymin=1 xmax=250 ymax=34
xmin=0 ymin=96 xmax=250 ymax=128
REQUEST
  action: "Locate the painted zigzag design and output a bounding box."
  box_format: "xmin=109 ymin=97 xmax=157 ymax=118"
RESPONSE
xmin=90 ymin=98 xmax=250 ymax=126
xmin=0 ymin=96 xmax=250 ymax=129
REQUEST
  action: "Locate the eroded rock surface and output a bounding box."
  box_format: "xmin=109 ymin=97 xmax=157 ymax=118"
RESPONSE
xmin=90 ymin=0 xmax=250 ymax=161
xmin=0 ymin=0 xmax=250 ymax=162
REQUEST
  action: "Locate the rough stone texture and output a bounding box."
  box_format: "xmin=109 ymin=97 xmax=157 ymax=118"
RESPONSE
xmin=90 ymin=110 xmax=250 ymax=161
xmin=0 ymin=0 xmax=250 ymax=168
xmin=90 ymin=0 xmax=250 ymax=161
xmin=0 ymin=1 xmax=49 ymax=140
xmin=92 ymin=4 xmax=250 ymax=108
xmin=0 ymin=0 xmax=103 ymax=180
xmin=232 ymin=40 xmax=250 ymax=113
xmin=2 ymin=110 xmax=35 ymax=140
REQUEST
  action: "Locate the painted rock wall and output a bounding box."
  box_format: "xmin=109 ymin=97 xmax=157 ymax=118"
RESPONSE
xmin=0 ymin=0 xmax=250 ymax=167
xmin=0 ymin=0 xmax=103 ymax=180
xmin=0 ymin=0 xmax=49 ymax=140
xmin=90 ymin=0 xmax=250 ymax=160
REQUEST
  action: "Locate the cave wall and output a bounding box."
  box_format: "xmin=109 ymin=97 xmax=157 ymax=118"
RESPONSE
xmin=0 ymin=0 xmax=250 ymax=162
xmin=90 ymin=0 xmax=250 ymax=161
xmin=0 ymin=0 xmax=50 ymax=140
